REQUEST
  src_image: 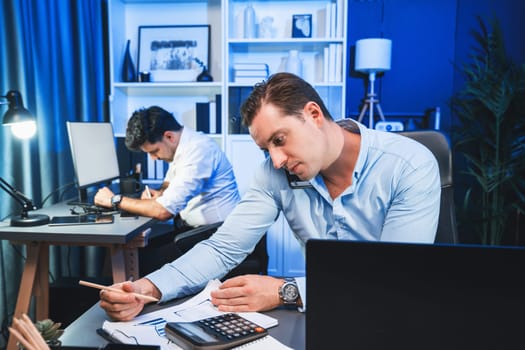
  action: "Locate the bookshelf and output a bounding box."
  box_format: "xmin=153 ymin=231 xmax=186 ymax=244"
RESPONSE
xmin=106 ymin=0 xmax=347 ymax=276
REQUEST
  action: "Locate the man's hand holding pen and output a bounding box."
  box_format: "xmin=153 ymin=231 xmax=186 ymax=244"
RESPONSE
xmin=141 ymin=185 xmax=160 ymax=200
xmin=99 ymin=279 xmax=162 ymax=321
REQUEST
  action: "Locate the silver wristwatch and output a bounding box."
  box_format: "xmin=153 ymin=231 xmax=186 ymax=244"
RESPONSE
xmin=279 ymin=278 xmax=299 ymax=305
xmin=111 ymin=194 xmax=123 ymax=210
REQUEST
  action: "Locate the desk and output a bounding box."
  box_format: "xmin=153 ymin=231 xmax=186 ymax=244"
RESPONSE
xmin=60 ymin=300 xmax=305 ymax=349
xmin=0 ymin=201 xmax=155 ymax=350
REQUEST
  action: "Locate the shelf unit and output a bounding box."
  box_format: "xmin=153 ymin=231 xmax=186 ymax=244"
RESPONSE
xmin=107 ymin=0 xmax=347 ymax=276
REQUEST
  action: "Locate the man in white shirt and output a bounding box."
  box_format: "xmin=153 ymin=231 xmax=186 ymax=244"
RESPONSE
xmin=98 ymin=74 xmax=440 ymax=321
xmin=94 ymin=106 xmax=240 ymax=273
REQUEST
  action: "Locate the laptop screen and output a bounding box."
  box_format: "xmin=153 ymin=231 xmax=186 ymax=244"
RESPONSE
xmin=306 ymin=240 xmax=525 ymax=350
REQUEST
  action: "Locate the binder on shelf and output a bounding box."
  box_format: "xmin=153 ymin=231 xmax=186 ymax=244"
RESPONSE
xmin=196 ymin=97 xmax=221 ymax=135
xmin=229 ymin=88 xmax=241 ymax=134
xmin=228 ymin=88 xmax=250 ymax=134
xmin=196 ymin=102 xmax=210 ymax=133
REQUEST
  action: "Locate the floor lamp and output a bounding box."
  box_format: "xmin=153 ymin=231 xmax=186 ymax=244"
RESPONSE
xmin=355 ymin=38 xmax=392 ymax=129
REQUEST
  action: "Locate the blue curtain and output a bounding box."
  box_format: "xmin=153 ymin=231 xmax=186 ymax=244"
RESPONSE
xmin=0 ymin=0 xmax=107 ymax=345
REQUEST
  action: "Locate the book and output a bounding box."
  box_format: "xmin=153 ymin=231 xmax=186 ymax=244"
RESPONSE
xmin=234 ymin=76 xmax=266 ymax=84
xmin=233 ymin=62 xmax=269 ymax=71
xmin=234 ymin=69 xmax=269 ymax=77
xmin=336 ymin=0 xmax=344 ymax=37
xmin=209 ymin=100 xmax=216 ymax=134
xmin=325 ymin=2 xmax=332 ymax=38
xmin=215 ymin=94 xmax=222 ymax=134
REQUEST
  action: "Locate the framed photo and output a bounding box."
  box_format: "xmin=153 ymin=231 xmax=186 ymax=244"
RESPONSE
xmin=137 ymin=25 xmax=210 ymax=82
xmin=292 ymin=14 xmax=312 ymax=38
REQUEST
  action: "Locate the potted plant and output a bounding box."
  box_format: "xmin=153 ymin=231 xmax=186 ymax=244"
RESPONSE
xmin=451 ymin=16 xmax=525 ymax=245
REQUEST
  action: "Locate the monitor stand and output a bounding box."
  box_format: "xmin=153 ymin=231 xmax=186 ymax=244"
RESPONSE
xmin=78 ymin=188 xmax=88 ymax=203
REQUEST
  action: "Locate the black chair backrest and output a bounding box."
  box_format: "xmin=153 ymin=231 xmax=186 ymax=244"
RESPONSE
xmin=174 ymin=222 xmax=268 ymax=278
xmin=399 ymin=130 xmax=458 ymax=244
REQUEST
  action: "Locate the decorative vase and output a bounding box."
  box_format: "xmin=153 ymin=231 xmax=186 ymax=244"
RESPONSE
xmin=122 ymin=40 xmax=137 ymax=82
xmin=243 ymin=3 xmax=256 ymax=38
xmin=197 ymin=67 xmax=213 ymax=82
xmin=285 ymin=50 xmax=303 ymax=77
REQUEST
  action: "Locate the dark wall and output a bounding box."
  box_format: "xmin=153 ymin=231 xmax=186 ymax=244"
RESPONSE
xmin=345 ymin=0 xmax=525 ymax=135
xmin=452 ymin=0 xmax=525 ymax=97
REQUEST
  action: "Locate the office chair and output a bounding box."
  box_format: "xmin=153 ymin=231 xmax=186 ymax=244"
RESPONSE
xmin=174 ymin=222 xmax=269 ymax=279
xmin=399 ymin=130 xmax=459 ymax=244
xmin=140 ymin=221 xmax=268 ymax=278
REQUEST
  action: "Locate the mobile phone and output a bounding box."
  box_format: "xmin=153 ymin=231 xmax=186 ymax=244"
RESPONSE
xmin=285 ymin=170 xmax=313 ymax=189
xmin=165 ymin=313 xmax=267 ymax=350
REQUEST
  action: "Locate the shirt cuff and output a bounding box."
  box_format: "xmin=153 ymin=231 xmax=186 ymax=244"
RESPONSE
xmin=295 ymin=276 xmax=306 ymax=312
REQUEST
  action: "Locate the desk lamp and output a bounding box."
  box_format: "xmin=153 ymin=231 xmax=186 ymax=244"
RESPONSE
xmin=355 ymin=38 xmax=392 ymax=129
xmin=1 ymin=90 xmax=49 ymax=226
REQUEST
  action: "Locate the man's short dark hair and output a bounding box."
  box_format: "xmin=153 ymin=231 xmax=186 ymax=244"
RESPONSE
xmin=125 ymin=106 xmax=183 ymax=151
xmin=240 ymin=72 xmax=333 ymax=128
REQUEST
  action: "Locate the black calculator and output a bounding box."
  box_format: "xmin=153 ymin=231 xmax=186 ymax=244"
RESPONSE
xmin=165 ymin=313 xmax=268 ymax=350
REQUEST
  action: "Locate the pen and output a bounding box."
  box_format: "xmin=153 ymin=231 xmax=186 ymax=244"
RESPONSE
xmin=79 ymin=280 xmax=159 ymax=302
xmin=145 ymin=185 xmax=152 ymax=199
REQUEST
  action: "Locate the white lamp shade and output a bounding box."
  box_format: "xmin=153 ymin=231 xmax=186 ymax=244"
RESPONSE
xmin=355 ymin=38 xmax=392 ymax=73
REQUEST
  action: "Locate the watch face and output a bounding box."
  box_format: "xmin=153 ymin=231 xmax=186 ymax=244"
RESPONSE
xmin=112 ymin=194 xmax=122 ymax=205
xmin=283 ymin=283 xmax=299 ymax=301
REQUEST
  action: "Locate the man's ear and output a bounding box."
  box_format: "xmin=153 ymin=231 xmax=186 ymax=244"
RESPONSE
xmin=163 ymin=130 xmax=177 ymax=144
xmin=304 ymin=101 xmax=323 ymax=126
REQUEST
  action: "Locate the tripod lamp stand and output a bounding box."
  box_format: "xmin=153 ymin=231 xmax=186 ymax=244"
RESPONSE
xmin=355 ymin=38 xmax=392 ymax=129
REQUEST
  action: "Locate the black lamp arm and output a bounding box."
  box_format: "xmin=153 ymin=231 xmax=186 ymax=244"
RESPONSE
xmin=0 ymin=177 xmax=36 ymax=214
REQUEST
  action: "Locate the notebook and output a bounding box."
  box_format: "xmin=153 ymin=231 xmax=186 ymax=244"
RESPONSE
xmin=306 ymin=239 xmax=525 ymax=350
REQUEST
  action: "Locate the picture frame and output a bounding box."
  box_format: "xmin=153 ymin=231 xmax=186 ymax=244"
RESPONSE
xmin=292 ymin=14 xmax=312 ymax=38
xmin=137 ymin=25 xmax=210 ymax=82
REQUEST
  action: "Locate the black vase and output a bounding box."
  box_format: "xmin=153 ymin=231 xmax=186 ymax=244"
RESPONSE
xmin=122 ymin=40 xmax=137 ymax=82
xmin=197 ymin=67 xmax=213 ymax=82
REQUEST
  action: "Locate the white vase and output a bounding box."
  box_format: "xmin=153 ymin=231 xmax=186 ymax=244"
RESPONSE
xmin=285 ymin=50 xmax=303 ymax=77
xmin=244 ymin=3 xmax=256 ymax=38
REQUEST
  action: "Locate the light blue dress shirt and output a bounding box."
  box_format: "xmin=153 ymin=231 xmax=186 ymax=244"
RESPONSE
xmin=156 ymin=127 xmax=240 ymax=226
xmin=147 ymin=120 xmax=440 ymax=304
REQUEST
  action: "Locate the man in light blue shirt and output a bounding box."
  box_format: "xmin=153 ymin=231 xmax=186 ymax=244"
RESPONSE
xmin=95 ymin=106 xmax=240 ymax=226
xmin=99 ymin=73 xmax=440 ymax=321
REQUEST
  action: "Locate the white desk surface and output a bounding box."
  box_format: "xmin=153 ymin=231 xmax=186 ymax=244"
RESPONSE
xmin=0 ymin=201 xmax=154 ymax=244
xmin=60 ymin=299 xmax=305 ymax=350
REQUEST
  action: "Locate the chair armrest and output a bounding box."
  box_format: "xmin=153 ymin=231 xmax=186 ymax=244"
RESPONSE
xmin=173 ymin=222 xmax=223 ymax=253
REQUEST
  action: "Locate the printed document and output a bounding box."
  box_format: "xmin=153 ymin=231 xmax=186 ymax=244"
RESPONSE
xmin=101 ymin=279 xmax=291 ymax=350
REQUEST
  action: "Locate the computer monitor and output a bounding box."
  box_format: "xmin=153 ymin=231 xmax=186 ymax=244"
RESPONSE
xmin=66 ymin=121 xmax=120 ymax=201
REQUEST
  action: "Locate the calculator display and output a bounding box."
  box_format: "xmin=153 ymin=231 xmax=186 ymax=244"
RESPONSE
xmin=175 ymin=322 xmax=218 ymax=342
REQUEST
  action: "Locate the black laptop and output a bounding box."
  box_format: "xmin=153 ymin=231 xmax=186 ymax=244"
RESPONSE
xmin=306 ymin=239 xmax=525 ymax=350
